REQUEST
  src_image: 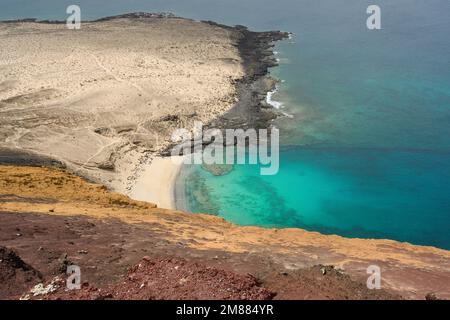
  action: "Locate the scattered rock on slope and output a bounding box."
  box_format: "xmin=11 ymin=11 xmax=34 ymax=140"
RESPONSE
xmin=38 ymin=257 xmax=274 ymax=300
xmin=0 ymin=246 xmax=42 ymax=299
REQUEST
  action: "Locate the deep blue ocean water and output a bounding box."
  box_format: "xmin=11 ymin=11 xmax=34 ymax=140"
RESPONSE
xmin=2 ymin=0 xmax=449 ymax=249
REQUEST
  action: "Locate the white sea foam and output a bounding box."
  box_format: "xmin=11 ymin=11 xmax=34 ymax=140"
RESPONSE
xmin=281 ymin=111 xmax=294 ymax=118
xmin=266 ymin=89 xmax=294 ymax=118
xmin=287 ymin=32 xmax=295 ymax=44
xmin=266 ymin=88 xmax=283 ymax=109
xmin=266 ymin=87 xmax=294 ymax=118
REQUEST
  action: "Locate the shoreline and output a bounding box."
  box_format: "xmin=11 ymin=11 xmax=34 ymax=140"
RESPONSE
xmin=128 ymin=156 xmax=185 ymax=210
xmin=0 ymin=14 xmax=250 ymax=194
xmin=0 ymin=13 xmax=289 ymax=210
xmin=118 ymin=16 xmax=290 ymax=210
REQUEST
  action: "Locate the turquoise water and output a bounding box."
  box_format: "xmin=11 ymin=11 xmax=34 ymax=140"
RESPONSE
xmin=2 ymin=1 xmax=450 ymax=249
xmin=180 ymin=148 xmax=450 ymax=249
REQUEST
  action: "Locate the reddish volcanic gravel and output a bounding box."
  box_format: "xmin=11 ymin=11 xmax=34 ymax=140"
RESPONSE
xmin=263 ymin=265 xmax=402 ymax=300
xmin=36 ymin=257 xmax=274 ymax=300
xmin=109 ymin=257 xmax=274 ymax=300
xmin=1 ymin=210 xmax=403 ymax=300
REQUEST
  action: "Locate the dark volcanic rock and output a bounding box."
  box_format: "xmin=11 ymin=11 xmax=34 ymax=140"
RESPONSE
xmin=0 ymin=148 xmax=65 ymax=168
xmin=161 ymin=21 xmax=290 ymax=156
xmin=204 ymin=21 xmax=290 ymax=131
xmin=0 ymin=246 xmax=42 ymax=299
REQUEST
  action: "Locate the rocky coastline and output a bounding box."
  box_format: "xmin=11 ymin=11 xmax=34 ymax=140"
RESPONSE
xmin=0 ymin=13 xmax=289 ymax=186
xmin=100 ymin=13 xmax=291 ymax=133
xmin=204 ymin=21 xmax=290 ymax=130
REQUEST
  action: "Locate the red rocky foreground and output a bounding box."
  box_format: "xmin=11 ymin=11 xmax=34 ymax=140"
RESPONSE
xmin=1 ymin=165 xmax=449 ymax=299
xmin=22 ymin=257 xmax=274 ymax=300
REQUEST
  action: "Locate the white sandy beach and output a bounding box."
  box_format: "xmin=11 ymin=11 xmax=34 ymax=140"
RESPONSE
xmin=129 ymin=156 xmax=185 ymax=209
